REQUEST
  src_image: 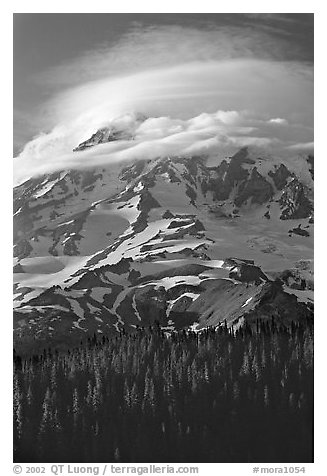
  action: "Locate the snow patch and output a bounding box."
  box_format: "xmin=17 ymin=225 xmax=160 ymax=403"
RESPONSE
xmin=33 ymin=178 xmax=58 ymax=198
xmin=132 ymin=295 xmax=142 ymax=321
xmin=241 ymin=296 xmax=253 ymax=308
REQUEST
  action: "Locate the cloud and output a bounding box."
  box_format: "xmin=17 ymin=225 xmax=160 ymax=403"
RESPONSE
xmin=13 ymin=110 xmax=311 ymax=185
xmin=36 ymin=24 xmax=295 ymax=90
xmin=14 ymin=23 xmax=313 ymax=184
xmin=269 ymin=118 xmax=289 ymax=125
xmin=39 ymin=59 xmax=312 ymax=131
xmin=287 ymin=141 xmax=314 ymax=151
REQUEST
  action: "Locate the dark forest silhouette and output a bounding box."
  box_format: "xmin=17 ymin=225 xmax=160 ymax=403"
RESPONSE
xmin=14 ymin=319 xmax=313 ymax=463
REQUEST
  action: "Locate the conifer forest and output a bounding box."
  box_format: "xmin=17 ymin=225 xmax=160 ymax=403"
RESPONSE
xmin=14 ymin=320 xmax=313 ymax=463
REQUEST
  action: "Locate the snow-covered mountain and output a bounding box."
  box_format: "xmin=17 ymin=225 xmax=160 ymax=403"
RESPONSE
xmin=13 ymin=121 xmax=314 ymax=353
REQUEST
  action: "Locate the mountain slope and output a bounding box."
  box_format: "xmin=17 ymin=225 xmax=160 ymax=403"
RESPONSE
xmin=13 ymin=127 xmax=314 ymax=352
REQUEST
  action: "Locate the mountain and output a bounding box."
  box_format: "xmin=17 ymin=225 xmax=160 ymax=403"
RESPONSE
xmin=13 ymin=122 xmax=314 ymax=353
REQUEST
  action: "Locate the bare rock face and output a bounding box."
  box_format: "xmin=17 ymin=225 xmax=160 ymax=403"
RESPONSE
xmin=268 ymin=163 xmax=292 ymax=190
xmin=201 ymin=147 xmax=253 ymax=201
xmin=13 ymin=132 xmax=314 ymax=353
xmin=228 ymin=260 xmax=269 ymax=284
xmin=279 ymin=178 xmax=313 ymax=220
xmin=234 ymin=167 xmax=273 ymax=207
xmin=200 ymin=147 xmax=281 ymax=208
xmin=288 ymin=224 xmax=310 ymax=237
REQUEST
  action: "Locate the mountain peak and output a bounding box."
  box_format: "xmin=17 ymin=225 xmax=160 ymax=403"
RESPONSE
xmin=73 ymin=112 xmax=148 ymax=152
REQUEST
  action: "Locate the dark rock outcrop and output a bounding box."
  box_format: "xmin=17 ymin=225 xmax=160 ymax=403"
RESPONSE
xmin=279 ymin=179 xmax=313 ymax=220
xmin=268 ymin=163 xmax=291 ymax=190
xmin=234 ymin=168 xmax=273 ymax=207
xmin=288 ymin=225 xmax=310 ymax=237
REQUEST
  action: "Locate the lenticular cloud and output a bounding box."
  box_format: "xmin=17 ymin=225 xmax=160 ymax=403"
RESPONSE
xmin=14 ymin=25 xmax=313 ymax=185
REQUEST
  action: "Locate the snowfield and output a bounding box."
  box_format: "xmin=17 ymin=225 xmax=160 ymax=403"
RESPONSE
xmin=13 ymin=145 xmax=314 ymax=347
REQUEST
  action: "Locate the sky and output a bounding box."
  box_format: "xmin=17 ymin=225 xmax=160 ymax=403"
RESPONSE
xmin=13 ymin=13 xmax=314 ymax=183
